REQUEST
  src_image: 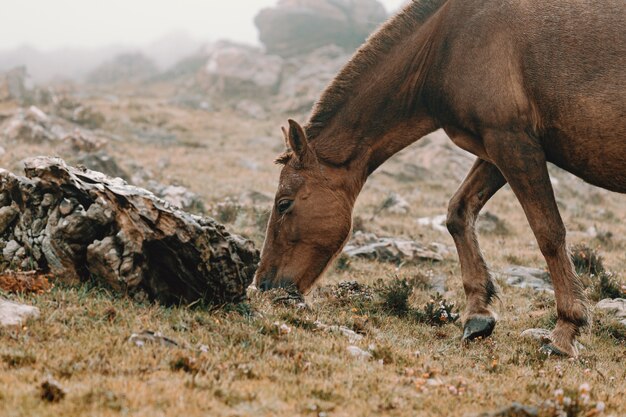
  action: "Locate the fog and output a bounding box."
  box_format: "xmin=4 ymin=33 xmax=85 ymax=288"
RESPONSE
xmin=0 ymin=0 xmax=407 ymax=51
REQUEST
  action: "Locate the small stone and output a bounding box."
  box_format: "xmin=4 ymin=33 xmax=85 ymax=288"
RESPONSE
xmin=58 ymin=198 xmax=75 ymax=216
xmin=0 ymin=298 xmax=40 ymax=327
xmin=2 ymin=240 xmax=20 ymax=260
xmin=346 ymin=345 xmax=373 ymax=360
xmin=129 ymin=330 xmax=179 ymax=347
xmin=0 ymin=205 xmax=18 ymax=234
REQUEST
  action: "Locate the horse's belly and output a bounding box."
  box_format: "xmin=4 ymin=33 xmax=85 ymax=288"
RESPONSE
xmin=544 ymin=130 xmax=626 ymax=193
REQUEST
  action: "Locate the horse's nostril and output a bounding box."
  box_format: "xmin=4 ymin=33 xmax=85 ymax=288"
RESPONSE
xmin=259 ymin=280 xmax=272 ymax=291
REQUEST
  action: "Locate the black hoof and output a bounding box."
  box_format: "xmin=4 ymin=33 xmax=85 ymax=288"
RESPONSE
xmin=539 ymin=344 xmax=568 ymax=357
xmin=462 ymin=316 xmax=496 ymax=341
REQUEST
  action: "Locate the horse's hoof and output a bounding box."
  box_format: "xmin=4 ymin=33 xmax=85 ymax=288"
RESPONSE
xmin=462 ymin=316 xmax=496 ymax=341
xmin=539 ymin=343 xmax=569 ymax=357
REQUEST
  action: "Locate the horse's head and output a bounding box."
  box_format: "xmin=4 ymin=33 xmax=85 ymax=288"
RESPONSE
xmin=255 ymin=120 xmax=356 ymax=293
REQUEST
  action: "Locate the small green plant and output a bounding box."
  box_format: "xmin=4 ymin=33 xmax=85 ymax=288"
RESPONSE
xmin=414 ymin=294 xmax=460 ymax=326
xmin=376 ymin=277 xmax=413 ymax=317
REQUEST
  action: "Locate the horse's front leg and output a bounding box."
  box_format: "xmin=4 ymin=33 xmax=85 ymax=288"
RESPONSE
xmin=485 ymin=130 xmax=589 ymax=357
xmin=446 ymin=158 xmax=506 ymax=341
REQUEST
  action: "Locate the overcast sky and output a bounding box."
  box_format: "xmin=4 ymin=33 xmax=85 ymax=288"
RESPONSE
xmin=1 ymin=0 xmax=407 ymax=51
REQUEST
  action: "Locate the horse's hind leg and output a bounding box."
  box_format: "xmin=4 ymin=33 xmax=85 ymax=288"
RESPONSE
xmin=446 ymin=158 xmax=506 ymax=341
xmin=485 ymin=130 xmax=589 ymax=357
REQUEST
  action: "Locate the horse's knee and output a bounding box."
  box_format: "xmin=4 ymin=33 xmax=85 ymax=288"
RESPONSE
xmin=446 ymin=198 xmax=466 ymax=237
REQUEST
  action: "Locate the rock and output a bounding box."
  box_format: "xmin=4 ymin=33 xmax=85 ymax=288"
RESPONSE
xmin=596 ymin=298 xmax=626 ymax=326
xmin=200 ymin=41 xmax=283 ymax=98
xmin=0 ymin=157 xmax=258 ymax=305
xmin=346 ymin=345 xmax=373 ymax=360
xmin=501 ymin=266 xmax=553 ymax=293
xmin=129 ymin=330 xmax=179 ymax=347
xmin=278 ymin=45 xmax=350 ymax=112
xmin=147 ymin=181 xmax=205 ymax=213
xmin=1 ymin=106 xmax=65 ymax=142
xmin=2 ymin=240 xmax=21 ymax=262
xmin=87 ymin=53 xmax=158 ymax=84
xmin=69 ymin=105 xmax=105 ymax=129
xmin=477 ymin=211 xmax=509 ymax=236
xmin=74 ymin=151 xmax=128 ymax=179
xmin=315 ymin=321 xmax=364 ymax=343
xmin=343 ymin=231 xmax=445 ymax=263
xmin=0 ymin=298 xmax=40 ymax=327
xmin=64 ymin=129 xmax=108 ymax=153
xmin=416 ymin=214 xmax=448 ymax=233
xmin=430 ymin=274 xmax=447 ymax=295
xmin=0 ymin=206 xmax=18 ymax=234
xmin=255 ymin=0 xmax=387 ymax=57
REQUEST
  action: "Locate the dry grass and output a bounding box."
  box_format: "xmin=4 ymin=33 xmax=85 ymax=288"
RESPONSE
xmin=1 ymin=91 xmax=625 ymax=417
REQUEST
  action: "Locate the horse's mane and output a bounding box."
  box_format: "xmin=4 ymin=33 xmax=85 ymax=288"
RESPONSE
xmin=304 ymin=0 xmax=448 ymax=141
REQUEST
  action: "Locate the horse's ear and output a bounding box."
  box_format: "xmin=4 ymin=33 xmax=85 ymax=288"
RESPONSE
xmin=281 ymin=125 xmax=289 ymax=149
xmin=287 ymin=119 xmax=309 ymax=160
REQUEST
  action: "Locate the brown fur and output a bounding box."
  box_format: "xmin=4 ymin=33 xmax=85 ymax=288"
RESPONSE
xmin=256 ymin=0 xmax=626 ymax=357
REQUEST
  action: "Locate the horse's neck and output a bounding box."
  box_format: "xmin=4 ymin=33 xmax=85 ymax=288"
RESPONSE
xmin=308 ymin=9 xmax=444 ymax=180
xmin=309 ymin=74 xmax=438 ymax=180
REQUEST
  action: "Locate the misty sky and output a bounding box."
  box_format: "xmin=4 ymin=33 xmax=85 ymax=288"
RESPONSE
xmin=1 ymin=0 xmax=407 ymax=51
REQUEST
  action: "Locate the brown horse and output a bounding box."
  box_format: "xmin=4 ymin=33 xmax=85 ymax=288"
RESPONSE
xmin=255 ymin=0 xmax=626 ymax=357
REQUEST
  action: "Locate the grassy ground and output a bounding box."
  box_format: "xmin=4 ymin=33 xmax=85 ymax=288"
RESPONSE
xmin=1 ymin=92 xmax=625 ymax=416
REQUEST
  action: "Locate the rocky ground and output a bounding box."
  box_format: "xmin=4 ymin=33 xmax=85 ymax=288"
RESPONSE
xmin=1 ymin=1 xmax=625 ymax=415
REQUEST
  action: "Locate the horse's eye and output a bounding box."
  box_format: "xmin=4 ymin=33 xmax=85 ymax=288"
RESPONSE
xmin=277 ymin=199 xmax=294 ymax=215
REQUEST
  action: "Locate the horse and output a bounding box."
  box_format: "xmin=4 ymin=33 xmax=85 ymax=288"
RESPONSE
xmin=255 ymin=0 xmax=626 ymax=357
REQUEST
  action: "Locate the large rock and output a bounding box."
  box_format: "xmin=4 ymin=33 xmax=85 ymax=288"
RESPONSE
xmin=199 ymin=41 xmax=283 ymax=98
xmin=255 ymin=0 xmax=387 ymax=57
xmin=0 ymin=157 xmax=258 ymax=305
xmin=278 ymin=45 xmax=350 ymax=113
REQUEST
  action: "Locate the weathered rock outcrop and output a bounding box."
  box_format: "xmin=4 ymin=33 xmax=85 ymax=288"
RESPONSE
xmin=0 ymin=157 xmax=258 ymax=305
xmin=255 ymin=0 xmax=387 ymax=57
xmin=199 ymin=41 xmax=284 ymax=98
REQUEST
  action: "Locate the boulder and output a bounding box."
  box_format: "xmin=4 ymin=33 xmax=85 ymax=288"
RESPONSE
xmin=199 ymin=41 xmax=283 ymax=98
xmin=0 ymin=157 xmax=258 ymax=305
xmin=255 ymin=0 xmax=387 ymax=57
xmin=278 ymin=45 xmax=350 ymax=112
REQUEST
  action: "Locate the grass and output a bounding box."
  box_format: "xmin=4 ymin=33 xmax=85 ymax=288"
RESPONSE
xmin=1 ymin=88 xmax=625 ymax=416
